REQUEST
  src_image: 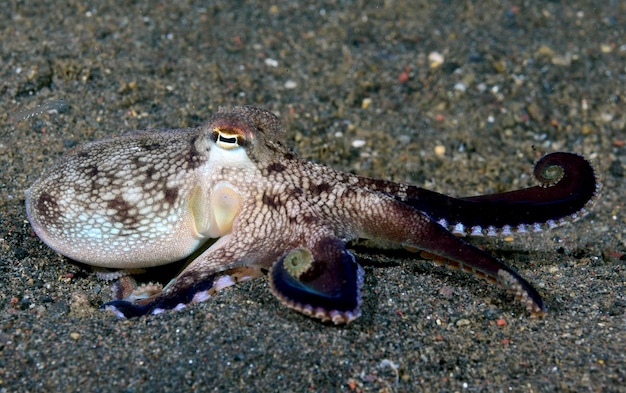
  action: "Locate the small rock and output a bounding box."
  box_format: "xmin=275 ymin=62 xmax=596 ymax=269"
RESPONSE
xmin=352 ymin=139 xmax=366 ymax=148
xmin=456 ymin=318 xmax=470 ymax=327
xmin=428 ymin=51 xmax=444 ymax=68
xmin=264 ymin=58 xmax=279 ymax=67
xmin=453 ymin=82 xmax=467 ymax=92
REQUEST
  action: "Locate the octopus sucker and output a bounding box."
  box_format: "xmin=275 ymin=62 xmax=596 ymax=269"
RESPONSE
xmin=25 ymin=106 xmax=597 ymax=323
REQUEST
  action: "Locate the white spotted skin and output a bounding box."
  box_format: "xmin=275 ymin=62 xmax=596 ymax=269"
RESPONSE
xmin=25 ymin=106 xmax=374 ymax=272
xmin=25 ymin=125 xmax=253 ymax=268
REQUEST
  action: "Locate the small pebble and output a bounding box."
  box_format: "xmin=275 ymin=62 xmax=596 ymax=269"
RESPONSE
xmin=600 ymin=113 xmax=614 ymax=123
xmin=264 ymin=58 xmax=279 ymax=67
xmin=352 ymin=139 xmax=366 ymax=148
xmin=428 ymin=51 xmax=444 ymax=68
xmin=453 ymin=82 xmax=467 ymax=92
xmin=600 ymin=44 xmax=612 ymax=53
xmin=434 ymin=145 xmax=446 ymax=157
xmin=456 ymin=318 xmax=470 ymax=327
xmin=284 ymin=80 xmax=297 ymax=89
xmin=580 ymin=124 xmax=593 ymax=135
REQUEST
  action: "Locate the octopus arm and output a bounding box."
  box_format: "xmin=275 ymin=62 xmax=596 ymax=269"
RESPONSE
xmin=103 ymin=264 xmax=266 ymax=318
xmin=102 ymin=234 xmax=269 ymax=318
xmin=269 ymin=237 xmax=364 ymax=325
xmin=398 ymin=152 xmax=597 ymax=233
xmin=103 ymin=235 xmax=365 ymax=323
xmin=359 ymin=197 xmax=546 ymax=316
xmin=413 ymin=219 xmax=546 ymax=315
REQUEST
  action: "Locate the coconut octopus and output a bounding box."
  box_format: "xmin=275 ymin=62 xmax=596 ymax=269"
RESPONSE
xmin=25 ymin=106 xmax=597 ymax=324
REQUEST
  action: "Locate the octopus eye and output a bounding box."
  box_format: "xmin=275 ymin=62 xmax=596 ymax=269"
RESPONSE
xmin=212 ymin=127 xmax=249 ymax=150
xmin=219 ymin=134 xmax=237 ymax=145
xmin=214 ymin=131 xmax=240 ymax=149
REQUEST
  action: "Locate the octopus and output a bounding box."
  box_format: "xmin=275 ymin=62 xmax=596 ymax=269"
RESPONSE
xmin=25 ymin=106 xmax=597 ymax=324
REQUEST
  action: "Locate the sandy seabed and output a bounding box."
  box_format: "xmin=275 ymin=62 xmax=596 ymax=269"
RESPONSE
xmin=1 ymin=1 xmax=624 ymax=392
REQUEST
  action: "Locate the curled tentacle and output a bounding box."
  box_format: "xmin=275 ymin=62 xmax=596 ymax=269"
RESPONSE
xmin=382 ymin=152 xmax=597 ymax=235
xmin=269 ymin=238 xmax=364 ymax=324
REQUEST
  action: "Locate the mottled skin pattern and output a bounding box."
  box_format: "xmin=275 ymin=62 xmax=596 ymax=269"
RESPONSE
xmin=25 ymin=106 xmax=597 ymax=324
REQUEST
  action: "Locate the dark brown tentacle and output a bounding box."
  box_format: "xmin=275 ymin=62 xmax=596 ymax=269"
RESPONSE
xmin=360 ymin=152 xmax=597 ymax=234
xmin=411 ymin=219 xmax=546 ymax=315
xmin=355 ymin=197 xmax=546 ymax=315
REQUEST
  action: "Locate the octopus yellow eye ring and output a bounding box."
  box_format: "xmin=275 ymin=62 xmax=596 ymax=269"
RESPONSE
xmin=283 ymin=248 xmax=314 ymax=279
xmin=214 ymin=130 xmax=241 ymax=149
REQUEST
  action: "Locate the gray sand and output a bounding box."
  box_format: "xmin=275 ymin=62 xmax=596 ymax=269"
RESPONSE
xmin=1 ymin=1 xmax=624 ymax=392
